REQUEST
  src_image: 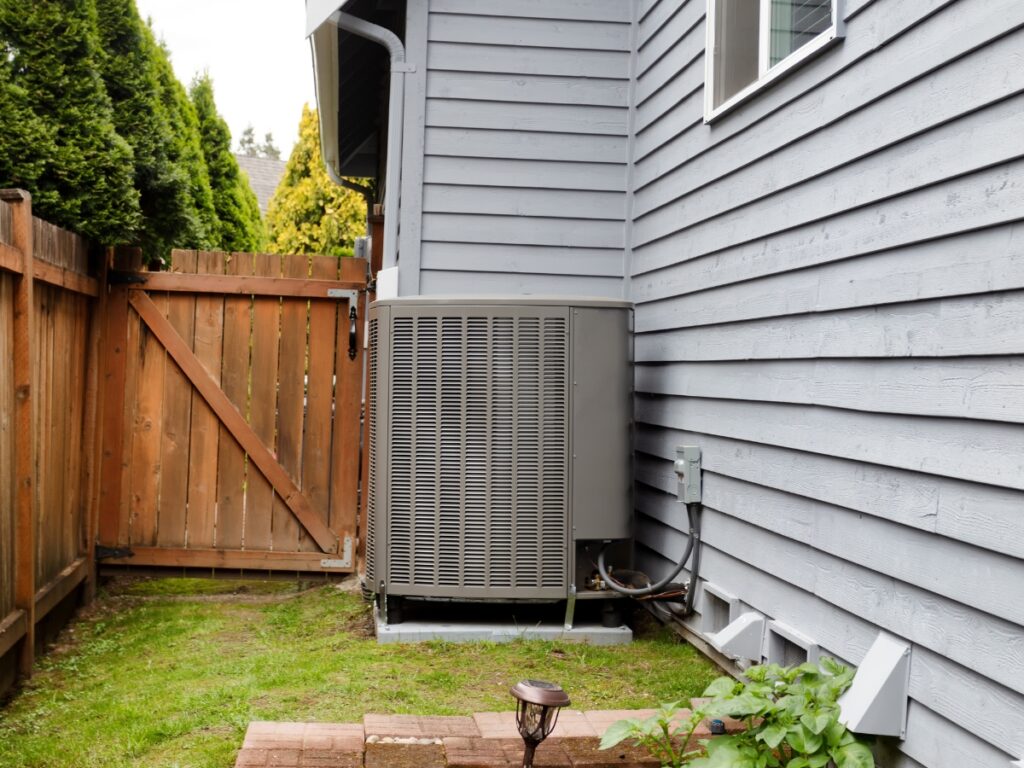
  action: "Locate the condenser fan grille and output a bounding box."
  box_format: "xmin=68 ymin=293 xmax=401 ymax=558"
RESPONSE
xmin=386 ymin=310 xmax=569 ymax=595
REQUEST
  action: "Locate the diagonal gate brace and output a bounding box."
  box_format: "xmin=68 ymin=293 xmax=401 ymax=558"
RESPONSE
xmin=129 ymin=291 xmax=339 ymax=554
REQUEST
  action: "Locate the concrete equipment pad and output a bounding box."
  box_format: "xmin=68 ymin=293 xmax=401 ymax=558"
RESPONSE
xmin=373 ymin=605 xmax=632 ymax=645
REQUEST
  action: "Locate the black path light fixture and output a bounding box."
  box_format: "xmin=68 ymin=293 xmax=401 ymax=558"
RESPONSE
xmin=510 ymin=679 xmax=571 ymax=768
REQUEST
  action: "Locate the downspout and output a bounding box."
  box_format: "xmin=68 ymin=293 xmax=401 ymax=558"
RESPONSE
xmin=326 ymin=10 xmax=409 ymax=272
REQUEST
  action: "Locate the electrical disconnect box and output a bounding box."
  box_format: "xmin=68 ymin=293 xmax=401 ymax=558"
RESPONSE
xmin=675 ymin=445 xmax=702 ymax=503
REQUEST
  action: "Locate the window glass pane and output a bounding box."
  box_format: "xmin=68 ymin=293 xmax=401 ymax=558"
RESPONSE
xmin=713 ymin=0 xmax=760 ymax=107
xmin=769 ymin=0 xmax=832 ymax=66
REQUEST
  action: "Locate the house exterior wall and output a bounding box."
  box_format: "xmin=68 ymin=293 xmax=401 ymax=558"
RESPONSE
xmin=396 ymin=0 xmax=634 ymax=298
xmin=629 ymin=1 xmax=1024 ymax=766
xmin=387 ymin=0 xmax=1024 ymax=764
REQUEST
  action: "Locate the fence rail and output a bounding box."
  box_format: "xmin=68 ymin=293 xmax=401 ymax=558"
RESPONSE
xmin=0 ymin=190 xmax=104 ymax=693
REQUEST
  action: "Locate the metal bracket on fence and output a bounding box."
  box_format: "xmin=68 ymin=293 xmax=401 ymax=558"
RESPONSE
xmin=320 ymin=536 xmax=353 ymax=570
xmin=326 ymin=288 xmax=360 ymax=304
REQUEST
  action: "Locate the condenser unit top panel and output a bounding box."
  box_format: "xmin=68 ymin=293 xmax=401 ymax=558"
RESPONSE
xmin=372 ymin=296 xmax=632 ymax=310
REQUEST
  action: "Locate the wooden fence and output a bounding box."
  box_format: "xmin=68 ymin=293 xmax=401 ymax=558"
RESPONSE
xmin=96 ymin=250 xmax=367 ymax=572
xmin=0 ymin=192 xmax=371 ymax=697
xmin=0 ymin=190 xmax=105 ymax=692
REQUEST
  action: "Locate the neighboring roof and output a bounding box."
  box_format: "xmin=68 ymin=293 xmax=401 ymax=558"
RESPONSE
xmin=235 ymin=154 xmax=287 ymax=215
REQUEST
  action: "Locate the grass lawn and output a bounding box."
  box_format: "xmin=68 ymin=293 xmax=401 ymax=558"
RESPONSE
xmin=0 ymin=576 xmax=719 ymax=768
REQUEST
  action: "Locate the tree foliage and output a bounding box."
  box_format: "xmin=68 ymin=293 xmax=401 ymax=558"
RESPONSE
xmin=150 ymin=37 xmax=219 ymax=251
xmin=266 ymin=105 xmax=366 ymax=257
xmin=95 ymin=0 xmax=211 ymax=259
xmin=0 ymin=0 xmax=141 ymax=243
xmin=190 ymin=73 xmax=264 ymax=252
xmin=239 ymin=125 xmax=280 ymax=160
xmin=0 ymin=0 xmax=262 ymax=258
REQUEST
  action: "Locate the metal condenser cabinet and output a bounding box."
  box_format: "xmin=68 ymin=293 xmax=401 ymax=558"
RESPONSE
xmin=366 ymin=296 xmax=632 ymax=612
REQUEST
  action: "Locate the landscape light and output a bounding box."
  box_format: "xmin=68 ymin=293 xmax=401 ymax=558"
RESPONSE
xmin=510 ymin=679 xmax=571 ymax=768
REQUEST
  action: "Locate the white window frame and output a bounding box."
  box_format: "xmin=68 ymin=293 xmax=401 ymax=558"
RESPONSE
xmin=704 ymin=0 xmax=844 ymax=123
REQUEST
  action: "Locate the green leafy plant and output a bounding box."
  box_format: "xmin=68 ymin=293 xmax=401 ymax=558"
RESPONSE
xmin=600 ymin=701 xmax=708 ymax=768
xmin=602 ymin=657 xmax=874 ymax=768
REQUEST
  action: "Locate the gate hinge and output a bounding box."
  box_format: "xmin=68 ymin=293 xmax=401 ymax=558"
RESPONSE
xmin=320 ymin=536 xmax=353 ymax=569
xmin=96 ymin=545 xmax=134 ymax=560
xmin=108 ymin=270 xmax=148 ymax=285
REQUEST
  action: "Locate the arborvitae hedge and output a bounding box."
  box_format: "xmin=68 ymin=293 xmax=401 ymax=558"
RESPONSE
xmin=0 ymin=0 xmax=141 ymax=243
xmin=0 ymin=0 xmax=260 ymax=259
xmin=190 ymin=74 xmax=263 ymax=253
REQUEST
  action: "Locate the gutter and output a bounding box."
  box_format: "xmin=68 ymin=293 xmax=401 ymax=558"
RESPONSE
xmin=308 ymin=6 xmax=410 ymax=272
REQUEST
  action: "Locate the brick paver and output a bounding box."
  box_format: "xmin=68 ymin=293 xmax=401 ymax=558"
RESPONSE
xmin=234 ymin=704 xmax=733 ymax=767
xmin=364 ymin=714 xmax=480 ymax=739
xmin=471 ymin=711 xmax=521 ymax=740
xmin=365 ymin=741 xmax=447 ymax=768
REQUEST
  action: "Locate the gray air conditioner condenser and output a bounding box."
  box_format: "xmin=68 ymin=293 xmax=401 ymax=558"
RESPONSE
xmin=366 ymin=296 xmax=632 ymax=620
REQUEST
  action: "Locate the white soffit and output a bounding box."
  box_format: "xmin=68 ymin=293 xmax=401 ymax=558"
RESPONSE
xmin=306 ymin=0 xmax=355 ymax=38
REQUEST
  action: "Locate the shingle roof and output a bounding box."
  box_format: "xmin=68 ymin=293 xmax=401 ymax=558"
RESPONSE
xmin=235 ymin=154 xmax=287 ymax=215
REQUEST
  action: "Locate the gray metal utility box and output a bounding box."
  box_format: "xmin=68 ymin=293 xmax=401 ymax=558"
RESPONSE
xmin=367 ymin=296 xmax=632 ymax=610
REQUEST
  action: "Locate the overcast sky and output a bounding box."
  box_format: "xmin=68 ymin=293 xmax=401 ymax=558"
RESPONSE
xmin=135 ymin=0 xmax=316 ymax=156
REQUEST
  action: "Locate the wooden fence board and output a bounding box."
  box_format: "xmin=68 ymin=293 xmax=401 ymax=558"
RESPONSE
xmin=302 ymin=256 xmax=338 ymax=553
xmin=118 ymin=280 xmax=140 ymax=548
xmin=332 ymin=292 xmax=363 ymax=543
xmin=127 ymin=293 xmax=166 ymax=547
xmin=33 ymin=284 xmax=50 ymax=583
xmin=156 ymin=250 xmax=197 ymax=548
xmin=0 ymin=274 xmax=14 ymax=619
xmin=81 ymin=251 xmax=109 ymax=601
xmin=104 ymin=546 xmax=351 ymax=572
xmin=129 ymin=271 xmax=364 ymax=298
xmin=216 ymin=253 xmax=253 ymax=550
xmin=273 ymin=255 xmax=308 ymax=552
xmin=185 ymin=252 xmax=224 ymax=549
xmin=6 ymin=190 xmax=36 ymax=675
xmin=0 ymin=610 xmax=26 ymax=660
xmin=245 ymin=253 xmax=281 ymax=550
xmin=98 ymin=277 xmax=130 ymax=546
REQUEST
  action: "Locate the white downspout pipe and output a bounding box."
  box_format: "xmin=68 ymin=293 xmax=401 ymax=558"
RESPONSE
xmin=326 ymin=10 xmax=408 ymax=272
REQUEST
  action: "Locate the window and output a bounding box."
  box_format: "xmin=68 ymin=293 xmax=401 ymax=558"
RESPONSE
xmin=705 ymin=0 xmax=842 ymax=121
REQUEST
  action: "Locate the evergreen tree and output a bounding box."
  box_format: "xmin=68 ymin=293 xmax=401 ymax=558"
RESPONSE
xmin=95 ymin=0 xmax=201 ymax=260
xmin=150 ymin=37 xmax=218 ymax=250
xmin=266 ymin=105 xmax=366 ymax=257
xmin=259 ymin=133 xmax=281 ymax=160
xmin=0 ymin=45 xmax=57 ymax=197
xmin=190 ymin=73 xmax=263 ymax=252
xmin=238 ymin=125 xmax=257 ymax=156
xmin=0 ymin=0 xmax=141 ymax=243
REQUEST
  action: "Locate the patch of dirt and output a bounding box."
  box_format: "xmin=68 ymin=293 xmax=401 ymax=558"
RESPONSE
xmin=333 ymin=575 xmax=364 ymax=594
xmin=342 ymin=605 xmax=376 ymax=639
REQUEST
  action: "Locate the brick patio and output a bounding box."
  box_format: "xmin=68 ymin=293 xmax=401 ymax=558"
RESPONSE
xmin=234 ymin=708 xmax=742 ymax=767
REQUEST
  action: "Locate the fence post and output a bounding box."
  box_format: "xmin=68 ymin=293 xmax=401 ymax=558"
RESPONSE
xmin=80 ymin=248 xmax=109 ymax=603
xmin=2 ymin=189 xmax=35 ymax=677
xmin=97 ymin=247 xmax=136 ymax=547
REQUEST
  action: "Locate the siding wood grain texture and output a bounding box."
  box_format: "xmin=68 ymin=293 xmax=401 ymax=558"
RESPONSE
xmin=398 ymin=0 xmax=1024 ymax=763
xmin=628 ymin=1 xmax=1024 ymax=765
xmin=403 ymin=0 xmax=634 ymax=298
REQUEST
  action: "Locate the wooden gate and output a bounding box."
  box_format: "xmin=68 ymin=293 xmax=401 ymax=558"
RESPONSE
xmin=97 ymin=250 xmax=367 ymax=573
